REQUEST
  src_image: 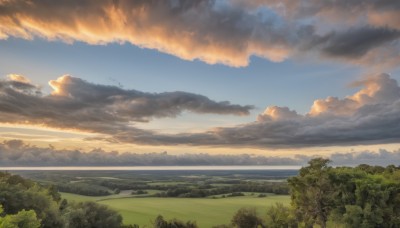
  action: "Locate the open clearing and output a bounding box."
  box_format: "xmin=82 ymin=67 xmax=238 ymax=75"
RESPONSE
xmin=61 ymin=193 xmax=290 ymax=227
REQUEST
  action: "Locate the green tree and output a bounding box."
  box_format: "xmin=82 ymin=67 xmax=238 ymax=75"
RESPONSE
xmin=153 ymin=215 xmax=198 ymax=228
xmin=264 ymin=203 xmax=296 ymax=228
xmin=63 ymin=201 xmax=123 ymax=228
xmin=342 ymin=205 xmax=363 ymax=227
xmin=231 ymin=208 xmax=264 ymax=228
xmin=289 ymin=160 xmax=400 ymax=227
xmin=0 ymin=206 xmax=41 ymax=228
xmin=0 ymin=173 xmax=63 ymax=227
xmin=288 ymin=158 xmax=334 ymax=228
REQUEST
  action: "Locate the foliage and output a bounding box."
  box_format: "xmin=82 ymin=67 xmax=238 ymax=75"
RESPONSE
xmin=154 ymin=182 xmax=288 ymax=198
xmin=62 ymin=201 xmax=123 ymax=228
xmin=231 ymin=208 xmax=264 ymax=228
xmin=57 ymin=182 xmax=111 ymax=196
xmin=264 ymin=203 xmax=296 ymax=228
xmin=0 ymin=172 xmax=125 ymax=228
xmin=153 ymin=215 xmax=198 ymax=228
xmin=0 ymin=172 xmax=64 ymax=227
xmin=288 ymin=158 xmax=400 ymax=228
xmin=288 ymin=158 xmax=334 ymax=228
xmin=0 ymin=206 xmax=41 ymax=228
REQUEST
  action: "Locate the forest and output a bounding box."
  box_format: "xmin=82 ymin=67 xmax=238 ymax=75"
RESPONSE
xmin=0 ymin=158 xmax=399 ymax=227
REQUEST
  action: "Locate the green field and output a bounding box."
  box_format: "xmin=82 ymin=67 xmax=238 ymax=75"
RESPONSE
xmin=61 ymin=193 xmax=290 ymax=227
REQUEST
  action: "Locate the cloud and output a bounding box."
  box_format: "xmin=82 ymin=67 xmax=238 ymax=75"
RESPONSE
xmin=108 ymin=73 xmax=400 ymax=148
xmin=1 ymin=140 xmax=399 ymax=166
xmin=0 ymin=0 xmax=399 ymax=67
xmin=0 ymin=0 xmax=294 ymax=67
xmin=0 ymin=74 xmax=400 ymax=148
xmin=257 ymin=106 xmax=301 ymax=121
xmin=0 ymin=73 xmax=40 ymax=95
xmin=309 ymin=73 xmax=400 ymax=116
xmin=329 ymin=149 xmax=400 ymax=167
xmin=0 ymin=74 xmax=253 ymax=138
xmin=236 ymin=0 xmax=400 ymax=27
xmin=2 ymin=73 xmax=400 ymax=149
xmin=312 ymin=27 xmax=400 ymax=59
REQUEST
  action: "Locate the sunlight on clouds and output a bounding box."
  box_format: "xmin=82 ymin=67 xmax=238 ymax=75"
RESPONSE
xmin=48 ymin=75 xmax=70 ymax=96
xmin=0 ymin=123 xmax=97 ymax=137
xmin=2 ymin=0 xmax=399 ymax=67
xmin=0 ymin=0 xmax=399 ymax=68
xmin=7 ymin=74 xmax=31 ymax=83
xmin=257 ymin=106 xmax=300 ymax=121
xmin=309 ymin=74 xmax=399 ymax=116
xmin=134 ymin=112 xmax=256 ymax=134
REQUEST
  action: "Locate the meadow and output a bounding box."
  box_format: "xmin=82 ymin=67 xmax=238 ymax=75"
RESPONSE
xmin=61 ymin=192 xmax=290 ymax=227
xmin=14 ymin=169 xmax=295 ymax=227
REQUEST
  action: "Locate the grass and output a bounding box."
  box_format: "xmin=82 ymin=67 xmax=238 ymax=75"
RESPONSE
xmin=61 ymin=192 xmax=290 ymax=228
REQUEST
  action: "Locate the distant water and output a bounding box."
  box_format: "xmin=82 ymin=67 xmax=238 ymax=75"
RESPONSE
xmin=0 ymin=165 xmax=301 ymax=171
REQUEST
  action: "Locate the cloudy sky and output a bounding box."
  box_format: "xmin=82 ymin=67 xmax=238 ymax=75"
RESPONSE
xmin=1 ymin=0 xmax=400 ymax=160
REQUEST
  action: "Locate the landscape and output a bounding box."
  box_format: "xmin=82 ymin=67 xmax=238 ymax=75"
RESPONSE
xmin=2 ymin=160 xmax=400 ymax=227
xmin=1 ymin=0 xmax=400 ymax=227
xmin=11 ymin=169 xmax=293 ymax=227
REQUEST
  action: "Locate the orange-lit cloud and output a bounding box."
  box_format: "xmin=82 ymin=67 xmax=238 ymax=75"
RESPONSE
xmin=6 ymin=74 xmax=31 ymax=83
xmin=0 ymin=0 xmax=294 ymax=67
xmin=0 ymin=0 xmax=399 ymax=67
xmin=309 ymin=74 xmax=400 ymax=116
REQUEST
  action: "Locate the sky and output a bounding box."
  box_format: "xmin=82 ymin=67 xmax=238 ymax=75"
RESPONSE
xmin=1 ymin=0 xmax=400 ymax=162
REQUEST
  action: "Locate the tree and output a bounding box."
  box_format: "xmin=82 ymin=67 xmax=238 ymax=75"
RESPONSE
xmin=153 ymin=215 xmax=198 ymax=228
xmin=288 ymin=158 xmax=334 ymax=228
xmin=63 ymin=201 xmax=123 ymax=228
xmin=231 ymin=208 xmax=264 ymax=228
xmin=342 ymin=205 xmax=363 ymax=227
xmin=264 ymin=203 xmax=296 ymax=228
xmin=0 ymin=173 xmax=64 ymax=227
xmin=289 ymin=159 xmax=400 ymax=228
xmin=0 ymin=206 xmax=41 ymax=228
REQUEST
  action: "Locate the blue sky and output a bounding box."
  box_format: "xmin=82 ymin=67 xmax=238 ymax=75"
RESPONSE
xmin=0 ymin=37 xmax=364 ymax=115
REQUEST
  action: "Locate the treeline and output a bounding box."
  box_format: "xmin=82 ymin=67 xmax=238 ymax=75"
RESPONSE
xmin=154 ymin=182 xmax=288 ymax=197
xmin=55 ymin=181 xmax=288 ymax=198
xmin=56 ymin=182 xmax=111 ymax=196
xmin=47 ymin=176 xmax=289 ymax=197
